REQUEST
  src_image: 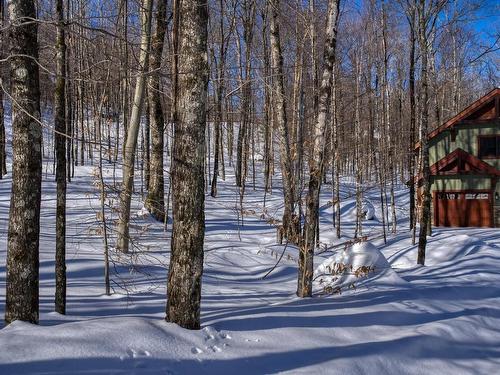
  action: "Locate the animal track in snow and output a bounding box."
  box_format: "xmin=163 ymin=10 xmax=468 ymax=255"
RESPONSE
xmin=245 ymin=338 xmax=260 ymax=343
xmin=124 ymin=348 xmax=152 ymax=359
xmin=191 ymin=347 xmax=203 ymax=354
xmin=196 ymin=327 xmax=232 ymax=354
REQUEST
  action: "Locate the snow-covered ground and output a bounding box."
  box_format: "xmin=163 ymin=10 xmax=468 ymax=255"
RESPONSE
xmin=1 ymin=117 xmax=500 ymax=373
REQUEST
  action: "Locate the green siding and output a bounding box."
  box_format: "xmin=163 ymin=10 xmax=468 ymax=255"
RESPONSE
xmin=430 ymin=176 xmax=493 ymax=192
xmin=429 ymin=122 xmax=500 ymax=169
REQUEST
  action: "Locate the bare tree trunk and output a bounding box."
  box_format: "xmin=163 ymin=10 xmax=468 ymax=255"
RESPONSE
xmin=269 ymin=0 xmax=299 ymax=243
xmin=331 ymin=68 xmax=341 ymax=238
xmin=54 ymin=0 xmax=67 ymax=315
xmin=5 ymin=0 xmax=42 ymax=324
xmin=226 ymin=99 xmax=234 ymax=166
xmin=235 ymin=0 xmax=255 ymax=188
xmin=381 ymin=5 xmax=396 ymax=234
xmin=309 ymin=0 xmax=319 ymax=117
xmin=417 ymin=0 xmax=431 ymax=265
xmin=116 ymin=0 xmax=153 ymax=253
xmin=65 ymin=1 xmax=73 ymax=183
xmin=120 ymin=0 xmax=130 ymax=160
xmin=292 ymin=5 xmax=305 ymax=225
xmin=145 ymin=0 xmax=168 ymax=221
xmin=353 ymin=55 xmax=363 ymax=238
xmin=261 ymin=8 xmax=272 ymax=194
xmin=0 ymin=0 xmax=6 ymax=177
xmin=144 ymin=99 xmax=150 ymax=190
xmin=98 ymin=146 xmax=111 ymax=296
xmin=407 ymin=5 xmax=416 ymax=233
xmin=210 ymin=0 xmax=228 ymax=197
xmin=166 ymin=0 xmax=208 ymax=330
xmin=297 ymin=0 xmax=340 ymax=298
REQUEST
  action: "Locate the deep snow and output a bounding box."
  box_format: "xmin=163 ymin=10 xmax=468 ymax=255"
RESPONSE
xmin=1 ymin=114 xmax=500 ymax=374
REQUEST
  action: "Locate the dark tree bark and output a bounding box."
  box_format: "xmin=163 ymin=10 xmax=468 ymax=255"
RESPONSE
xmin=210 ymin=0 xmax=228 ymax=198
xmin=166 ymin=0 xmax=208 ymax=330
xmin=235 ymin=0 xmax=255 ymax=188
xmin=145 ymin=0 xmax=168 ymax=221
xmin=298 ymin=0 xmax=340 ymax=298
xmin=417 ymin=0 xmax=431 ymax=265
xmin=0 ymin=0 xmax=6 ymax=178
xmin=407 ymin=5 xmax=417 ymax=233
xmin=269 ymin=0 xmax=299 ymax=243
xmin=331 ymin=68 xmax=341 ymax=239
xmin=261 ymin=8 xmax=272 ymax=194
xmin=5 ymin=0 xmax=42 ymax=324
xmin=54 ymin=0 xmax=67 ymax=315
xmin=144 ymin=98 xmax=150 ymax=191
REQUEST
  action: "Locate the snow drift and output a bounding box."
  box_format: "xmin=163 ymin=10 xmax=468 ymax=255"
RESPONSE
xmin=314 ymin=242 xmax=403 ymax=293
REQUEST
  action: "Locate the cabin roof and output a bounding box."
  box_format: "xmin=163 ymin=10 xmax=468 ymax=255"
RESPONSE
xmin=409 ymin=147 xmax=500 ymax=186
xmin=428 ymin=88 xmax=500 ymax=140
xmin=430 ymin=148 xmax=500 ymax=177
xmin=415 ymin=88 xmax=500 ymax=150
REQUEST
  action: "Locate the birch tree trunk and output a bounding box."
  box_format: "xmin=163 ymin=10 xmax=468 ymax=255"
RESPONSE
xmin=297 ymin=0 xmax=340 ymax=298
xmin=145 ymin=0 xmax=167 ymax=221
xmin=5 ymin=0 xmax=42 ymax=324
xmin=166 ymin=0 xmax=208 ymax=330
xmin=54 ymin=0 xmax=67 ymax=315
xmin=116 ymin=0 xmax=153 ymax=253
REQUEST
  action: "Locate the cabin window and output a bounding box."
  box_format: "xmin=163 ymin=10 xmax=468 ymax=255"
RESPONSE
xmin=478 ymin=135 xmax=500 ymax=159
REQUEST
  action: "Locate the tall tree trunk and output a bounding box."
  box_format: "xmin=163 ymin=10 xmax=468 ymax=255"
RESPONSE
xmin=116 ymin=0 xmax=153 ymax=253
xmin=331 ymin=68 xmax=341 ymax=238
xmin=145 ymin=0 xmax=168 ymax=221
xmin=210 ymin=0 xmax=227 ymax=198
xmin=407 ymin=6 xmax=416 ymax=232
xmin=144 ymin=99 xmax=150 ymax=190
xmin=417 ymin=0 xmax=431 ymax=265
xmin=309 ymin=0 xmax=319 ymax=117
xmin=235 ymin=0 xmax=255 ymax=188
xmin=120 ymin=0 xmax=130 ymax=161
xmin=297 ymin=0 xmax=340 ymax=298
xmin=269 ymin=0 xmax=299 ymax=243
xmin=0 ymin=0 xmax=6 ymax=177
xmin=354 ymin=54 xmax=363 ymax=238
xmin=292 ymin=6 xmax=305 ymax=221
xmin=5 ymin=0 xmax=42 ymax=324
xmin=381 ymin=5 xmax=396 ymax=234
xmin=54 ymin=0 xmax=67 ymax=315
xmin=262 ymin=8 xmax=272 ymax=196
xmin=166 ymin=0 xmax=208 ymax=330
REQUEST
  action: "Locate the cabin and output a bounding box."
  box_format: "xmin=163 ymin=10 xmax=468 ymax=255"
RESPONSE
xmin=418 ymin=88 xmax=500 ymax=228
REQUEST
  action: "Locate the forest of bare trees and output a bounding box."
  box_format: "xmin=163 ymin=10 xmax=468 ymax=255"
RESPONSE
xmin=1 ymin=0 xmax=498 ymax=329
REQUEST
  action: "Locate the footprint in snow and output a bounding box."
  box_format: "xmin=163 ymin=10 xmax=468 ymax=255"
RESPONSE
xmin=205 ymin=345 xmax=222 ymax=353
xmin=124 ymin=348 xmax=152 ymax=359
xmin=200 ymin=327 xmax=232 ymax=353
xmin=245 ymin=338 xmax=260 ymax=343
xmin=191 ymin=347 xmax=203 ymax=354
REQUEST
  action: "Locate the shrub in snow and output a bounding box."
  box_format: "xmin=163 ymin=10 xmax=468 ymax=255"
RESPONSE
xmin=314 ymin=242 xmax=390 ymax=294
xmin=362 ymin=200 xmax=375 ymax=220
xmin=347 ymin=200 xmax=375 ymax=221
